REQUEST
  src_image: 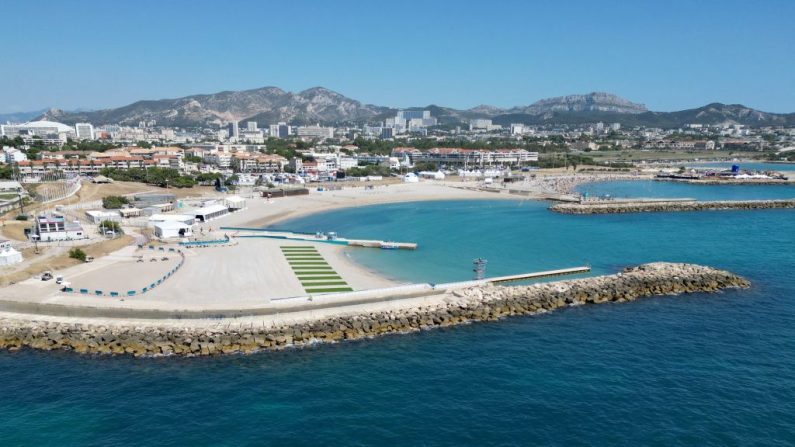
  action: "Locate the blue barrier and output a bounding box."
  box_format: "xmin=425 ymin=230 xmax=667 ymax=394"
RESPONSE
xmin=110 ymin=292 xmax=118 ymax=297
xmin=128 ymin=290 xmax=136 ymax=296
xmin=80 ymin=289 xmax=88 ymax=294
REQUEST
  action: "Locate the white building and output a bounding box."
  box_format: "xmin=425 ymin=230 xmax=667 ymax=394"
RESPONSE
xmin=246 ymin=121 xmax=258 ymax=131
xmin=33 ymin=214 xmax=87 ymax=242
xmin=269 ymin=122 xmax=292 ymax=138
xmin=1 ymin=120 xmax=75 ymax=144
xmin=75 ymin=123 xmax=95 ymax=140
xmin=296 ymin=125 xmax=334 ymax=139
xmin=1 ymin=146 xmax=27 ymax=163
xmin=470 ymin=119 xmax=493 ymax=130
xmin=0 ymin=240 xmax=23 ymax=266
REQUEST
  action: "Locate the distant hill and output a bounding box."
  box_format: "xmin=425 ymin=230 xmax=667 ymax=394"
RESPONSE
xmin=36 ymin=87 xmax=795 ymax=129
xmin=39 ymin=86 xmax=388 ymax=128
xmin=0 ymin=109 xmax=49 ymax=124
xmin=491 ymin=103 xmax=795 ymax=128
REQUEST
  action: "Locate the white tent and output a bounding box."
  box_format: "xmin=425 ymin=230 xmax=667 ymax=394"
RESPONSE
xmin=193 ymin=204 xmax=228 ymax=222
xmin=0 ymin=241 xmax=23 ymax=266
xmin=402 ymin=173 xmax=419 ymax=183
xmin=148 ymin=214 xmax=196 ymax=226
xmin=153 ymin=221 xmax=193 ymax=239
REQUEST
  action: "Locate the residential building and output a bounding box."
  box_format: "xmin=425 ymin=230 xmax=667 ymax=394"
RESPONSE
xmin=1 ymin=146 xmax=27 ymax=163
xmin=227 ymin=122 xmax=239 ymax=139
xmin=296 ymin=125 xmax=334 ymax=139
xmin=392 ymin=147 xmax=538 ymax=166
xmin=269 ymin=122 xmax=291 ymax=138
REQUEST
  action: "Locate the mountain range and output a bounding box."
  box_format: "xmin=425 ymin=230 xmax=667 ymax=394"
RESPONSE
xmin=32 ymin=87 xmax=795 ymax=129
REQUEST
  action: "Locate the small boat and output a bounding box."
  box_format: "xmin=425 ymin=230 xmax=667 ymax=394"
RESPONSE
xmin=380 ymin=242 xmax=399 ymax=250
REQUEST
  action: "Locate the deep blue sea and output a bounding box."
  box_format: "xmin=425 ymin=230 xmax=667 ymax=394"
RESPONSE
xmin=2 ymin=185 xmax=795 ymax=446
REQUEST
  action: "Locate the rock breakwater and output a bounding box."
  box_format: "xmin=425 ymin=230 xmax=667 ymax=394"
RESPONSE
xmin=0 ymin=263 xmax=749 ymax=357
xmin=551 ymin=199 xmax=795 ymax=214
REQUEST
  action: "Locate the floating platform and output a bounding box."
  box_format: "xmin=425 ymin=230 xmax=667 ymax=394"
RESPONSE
xmin=221 ymin=227 xmax=418 ymax=250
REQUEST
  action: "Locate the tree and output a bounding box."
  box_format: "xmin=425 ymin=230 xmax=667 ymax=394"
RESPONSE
xmin=413 ymin=161 xmax=438 ymax=172
xmin=102 ymin=195 xmax=129 ymax=209
xmin=135 ymin=141 xmax=152 ymax=149
xmin=99 ymin=220 xmax=123 ymax=234
xmin=68 ymin=248 xmax=87 ymax=262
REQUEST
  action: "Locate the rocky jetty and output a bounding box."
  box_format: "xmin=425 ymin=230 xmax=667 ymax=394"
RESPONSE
xmin=551 ymin=199 xmax=795 ymax=214
xmin=0 ymin=263 xmax=749 ymax=357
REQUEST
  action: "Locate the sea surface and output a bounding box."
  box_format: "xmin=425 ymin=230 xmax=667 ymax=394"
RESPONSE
xmin=2 ymin=185 xmax=795 ymax=446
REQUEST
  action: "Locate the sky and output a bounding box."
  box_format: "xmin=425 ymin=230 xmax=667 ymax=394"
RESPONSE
xmin=1 ymin=0 xmax=793 ymax=113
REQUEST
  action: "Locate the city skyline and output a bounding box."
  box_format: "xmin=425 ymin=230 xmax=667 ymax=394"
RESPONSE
xmin=1 ymin=0 xmax=794 ymax=113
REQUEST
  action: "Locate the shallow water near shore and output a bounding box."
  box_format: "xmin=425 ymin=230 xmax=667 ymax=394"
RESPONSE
xmin=2 ymin=184 xmax=795 ymax=446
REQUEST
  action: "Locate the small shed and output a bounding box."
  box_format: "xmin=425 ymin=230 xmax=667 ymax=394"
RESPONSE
xmin=118 ymin=207 xmax=142 ymax=218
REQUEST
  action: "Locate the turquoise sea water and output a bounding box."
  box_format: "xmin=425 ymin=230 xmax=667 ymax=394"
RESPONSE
xmin=2 ymin=185 xmax=795 ymax=446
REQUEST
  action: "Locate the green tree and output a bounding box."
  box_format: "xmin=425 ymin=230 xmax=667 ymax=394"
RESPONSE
xmin=68 ymin=248 xmax=87 ymax=262
xmin=99 ymin=220 xmax=123 ymax=234
xmin=102 ymin=195 xmax=129 ymax=209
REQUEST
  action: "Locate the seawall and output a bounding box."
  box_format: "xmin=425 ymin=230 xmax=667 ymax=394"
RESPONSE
xmin=551 ymin=199 xmax=795 ymax=214
xmin=0 ymin=263 xmax=749 ymax=357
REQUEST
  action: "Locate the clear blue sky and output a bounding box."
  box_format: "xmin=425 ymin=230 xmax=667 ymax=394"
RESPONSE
xmin=1 ymin=0 xmax=793 ymax=113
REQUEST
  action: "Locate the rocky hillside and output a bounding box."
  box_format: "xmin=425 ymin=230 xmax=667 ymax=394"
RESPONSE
xmin=40 ymin=86 xmax=388 ymax=127
xmin=36 ymin=87 xmax=794 ymax=129
xmin=506 ymin=92 xmax=648 ymax=115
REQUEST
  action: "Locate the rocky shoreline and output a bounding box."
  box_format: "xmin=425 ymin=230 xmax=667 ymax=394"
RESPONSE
xmin=0 ymin=263 xmax=749 ymax=357
xmin=551 ymin=199 xmax=795 ymax=214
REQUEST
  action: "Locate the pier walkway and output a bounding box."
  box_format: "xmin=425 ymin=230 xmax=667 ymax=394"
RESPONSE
xmin=222 ymin=227 xmax=418 ymax=250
